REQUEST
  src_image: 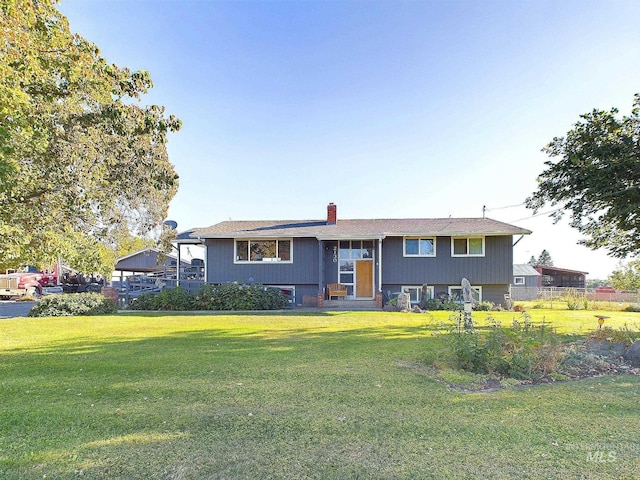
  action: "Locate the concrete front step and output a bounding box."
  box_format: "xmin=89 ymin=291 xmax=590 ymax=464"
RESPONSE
xmin=323 ymin=299 xmax=379 ymax=310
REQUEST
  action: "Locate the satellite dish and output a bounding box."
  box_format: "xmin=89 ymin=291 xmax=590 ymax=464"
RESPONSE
xmin=461 ymin=277 xmax=473 ymax=303
xmin=163 ymin=220 xmax=178 ymax=230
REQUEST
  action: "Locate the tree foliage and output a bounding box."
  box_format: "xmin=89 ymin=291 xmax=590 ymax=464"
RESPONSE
xmin=527 ymin=250 xmax=553 ymax=267
xmin=608 ymin=260 xmax=640 ymax=291
xmin=536 ymin=249 xmax=553 ymax=267
xmin=0 ymin=0 xmax=180 ymax=274
xmin=526 ymin=94 xmax=640 ymax=258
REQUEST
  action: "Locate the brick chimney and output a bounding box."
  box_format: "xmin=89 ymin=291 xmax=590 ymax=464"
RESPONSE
xmin=327 ymin=202 xmax=337 ymax=225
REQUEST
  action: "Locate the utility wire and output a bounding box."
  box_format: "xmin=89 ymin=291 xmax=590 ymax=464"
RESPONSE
xmin=484 ymin=202 xmax=526 ymax=211
xmin=508 ymin=207 xmax=565 ymax=223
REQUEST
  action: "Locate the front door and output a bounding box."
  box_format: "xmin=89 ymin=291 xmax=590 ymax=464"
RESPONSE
xmin=355 ymin=260 xmax=373 ymax=298
xmin=338 ymin=240 xmax=375 ymax=299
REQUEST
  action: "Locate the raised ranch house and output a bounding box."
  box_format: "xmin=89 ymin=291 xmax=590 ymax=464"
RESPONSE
xmin=175 ymin=203 xmax=531 ymax=308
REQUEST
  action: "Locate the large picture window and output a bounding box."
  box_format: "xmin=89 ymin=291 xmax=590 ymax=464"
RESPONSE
xmin=235 ymin=239 xmax=292 ymax=263
xmin=404 ymin=237 xmax=436 ymax=257
xmin=451 ymin=237 xmax=484 ymax=257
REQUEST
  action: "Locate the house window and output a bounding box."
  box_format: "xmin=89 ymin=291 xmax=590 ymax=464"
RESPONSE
xmin=404 ymin=237 xmax=436 ymax=257
xmin=514 ymin=276 xmax=525 ymax=285
xmin=235 ymin=239 xmax=292 ymax=263
xmin=451 ymin=237 xmax=484 ymax=257
xmin=402 ymin=285 xmax=434 ymax=304
xmin=448 ymin=285 xmax=482 ymax=303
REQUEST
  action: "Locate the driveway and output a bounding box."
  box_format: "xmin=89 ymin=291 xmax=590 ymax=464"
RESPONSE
xmin=0 ymin=301 xmax=36 ymax=319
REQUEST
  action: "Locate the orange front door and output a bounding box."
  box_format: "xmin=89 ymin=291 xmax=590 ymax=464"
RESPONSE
xmin=355 ymin=260 xmax=373 ymax=298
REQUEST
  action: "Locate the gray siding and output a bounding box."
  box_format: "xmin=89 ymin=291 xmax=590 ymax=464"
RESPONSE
xmin=206 ymin=238 xmax=319 ymax=285
xmin=381 ymin=236 xmax=513 ymax=285
xmin=204 ymin=235 xmax=514 ymax=306
xmin=322 ymin=241 xmax=340 ymax=285
xmin=514 ymin=275 xmax=539 ymax=288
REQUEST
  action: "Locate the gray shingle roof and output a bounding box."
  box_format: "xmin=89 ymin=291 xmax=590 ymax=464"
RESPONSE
xmin=513 ymin=264 xmax=541 ymax=276
xmin=177 ymin=217 xmax=531 ymax=242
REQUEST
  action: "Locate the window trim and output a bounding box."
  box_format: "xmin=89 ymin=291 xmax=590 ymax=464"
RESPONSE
xmin=448 ymin=285 xmax=483 ymax=303
xmin=513 ymin=276 xmax=525 ymax=285
xmin=401 ymin=285 xmax=435 ymax=304
xmin=451 ymin=236 xmax=485 ymax=257
xmin=403 ymin=237 xmax=436 ymax=257
xmin=234 ymin=238 xmax=293 ymax=264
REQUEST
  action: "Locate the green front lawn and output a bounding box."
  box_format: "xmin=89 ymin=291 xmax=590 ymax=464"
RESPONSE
xmin=1 ymin=310 xmax=639 ymax=479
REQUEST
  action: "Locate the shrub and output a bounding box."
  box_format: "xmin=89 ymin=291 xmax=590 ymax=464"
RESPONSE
xmin=421 ymin=298 xmax=461 ymax=311
xmin=130 ymin=283 xmax=288 ymax=311
xmin=446 ymin=315 xmax=562 ymax=380
xmin=193 ymin=282 xmax=288 ymax=311
xmin=474 ymin=301 xmax=494 ymax=311
xmin=587 ymin=326 xmax=634 ymax=346
xmin=29 ymin=293 xmax=117 ymax=317
xmin=153 ymin=287 xmax=193 ymax=311
xmin=129 ymin=292 xmax=158 ymax=310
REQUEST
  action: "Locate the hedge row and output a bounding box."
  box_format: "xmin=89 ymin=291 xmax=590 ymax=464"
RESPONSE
xmin=130 ymin=283 xmax=289 ymax=311
xmin=29 ymin=293 xmax=117 ymax=317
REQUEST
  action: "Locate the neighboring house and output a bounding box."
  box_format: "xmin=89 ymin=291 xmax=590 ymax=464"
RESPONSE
xmin=175 ymin=203 xmax=531 ymax=307
xmin=533 ymin=265 xmax=588 ymax=288
xmin=112 ymin=248 xmax=193 ymax=282
xmin=512 ymin=264 xmax=541 ymax=287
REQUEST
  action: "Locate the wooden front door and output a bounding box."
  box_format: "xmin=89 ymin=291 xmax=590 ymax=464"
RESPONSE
xmin=355 ymin=260 xmax=373 ymax=298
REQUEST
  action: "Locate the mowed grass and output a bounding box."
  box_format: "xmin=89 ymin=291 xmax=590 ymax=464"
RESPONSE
xmin=1 ymin=310 xmax=640 ymax=479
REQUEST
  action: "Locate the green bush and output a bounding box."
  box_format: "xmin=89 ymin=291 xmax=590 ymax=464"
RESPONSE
xmin=29 ymin=293 xmax=117 ymax=317
xmin=130 ymin=283 xmax=288 ymax=311
xmin=588 ymin=326 xmax=635 ymax=346
xmin=421 ymin=298 xmax=462 ymax=311
xmin=129 ymin=292 xmax=158 ymax=310
xmin=153 ymin=287 xmax=193 ymax=311
xmin=446 ymin=315 xmax=562 ymax=380
xmin=474 ymin=301 xmax=494 ymax=311
xmin=191 ymin=282 xmax=288 ymax=311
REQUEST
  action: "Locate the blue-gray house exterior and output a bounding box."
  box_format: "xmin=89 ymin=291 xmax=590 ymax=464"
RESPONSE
xmin=176 ymin=204 xmax=531 ymax=307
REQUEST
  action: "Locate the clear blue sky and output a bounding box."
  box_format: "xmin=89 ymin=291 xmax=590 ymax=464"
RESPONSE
xmin=59 ymin=0 xmax=640 ymax=278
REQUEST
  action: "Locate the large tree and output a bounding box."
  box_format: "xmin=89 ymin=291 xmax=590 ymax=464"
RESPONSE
xmin=527 ymin=250 xmax=554 ymax=267
xmin=608 ymin=260 xmax=640 ymax=291
xmin=536 ymin=249 xmax=553 ymax=267
xmin=526 ymin=94 xmax=640 ymax=258
xmin=0 ymin=0 xmax=180 ymax=274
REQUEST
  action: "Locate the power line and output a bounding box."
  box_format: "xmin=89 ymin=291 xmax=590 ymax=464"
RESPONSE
xmin=508 ymin=207 xmax=565 ymax=223
xmin=485 ymin=202 xmax=526 ymax=211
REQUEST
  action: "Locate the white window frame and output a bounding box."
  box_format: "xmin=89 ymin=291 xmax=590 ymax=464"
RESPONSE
xmin=403 ymin=237 xmax=436 ymax=257
xmin=234 ymin=238 xmax=293 ymax=264
xmin=401 ymin=285 xmax=435 ymax=304
xmin=451 ymin=236 xmax=485 ymax=257
xmin=448 ymin=285 xmax=482 ymax=303
xmin=513 ymin=276 xmax=525 ymax=285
